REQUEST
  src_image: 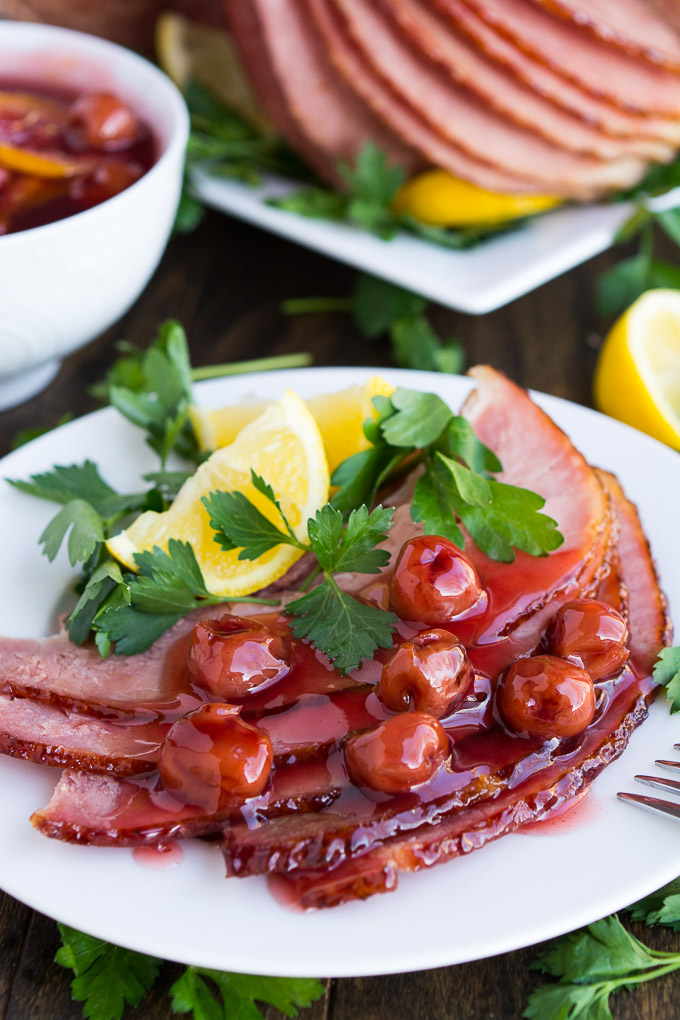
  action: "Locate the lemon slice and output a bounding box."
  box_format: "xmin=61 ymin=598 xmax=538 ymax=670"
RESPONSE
xmin=107 ymin=391 xmax=329 ymax=596
xmin=156 ymin=11 xmax=268 ymax=130
xmin=594 ymin=289 xmax=680 ymax=450
xmin=393 ymin=170 xmax=561 ymax=228
xmin=190 ymin=376 xmax=395 ymax=474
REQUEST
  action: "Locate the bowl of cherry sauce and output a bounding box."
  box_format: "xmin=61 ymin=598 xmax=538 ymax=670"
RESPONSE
xmin=0 ymin=21 xmax=188 ymax=409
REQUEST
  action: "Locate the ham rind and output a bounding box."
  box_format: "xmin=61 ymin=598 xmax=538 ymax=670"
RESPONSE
xmin=332 ymin=0 xmax=648 ymax=196
xmin=306 ymin=0 xmax=570 ymax=195
xmin=461 ymin=0 xmax=680 ymax=116
xmin=32 ymin=758 xmax=342 ymax=846
xmin=598 ymin=471 xmax=672 ymax=673
xmin=529 ymin=0 xmax=680 ymax=72
xmin=225 ymin=0 xmax=417 ymax=188
xmin=382 ymin=0 xmax=673 ymax=163
xmin=427 ymin=0 xmax=680 ymax=148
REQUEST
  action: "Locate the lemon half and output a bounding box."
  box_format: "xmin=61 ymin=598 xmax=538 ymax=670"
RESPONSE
xmin=594 ymin=288 xmax=680 ymax=450
xmin=107 ymin=391 xmax=329 ymax=597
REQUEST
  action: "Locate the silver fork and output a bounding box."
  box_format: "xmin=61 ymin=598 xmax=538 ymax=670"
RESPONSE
xmin=618 ymin=744 xmax=680 ymax=821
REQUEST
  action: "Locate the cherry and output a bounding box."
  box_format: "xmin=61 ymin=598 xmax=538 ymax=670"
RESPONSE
xmin=497 ymin=654 xmax=595 ymax=739
xmin=187 ymin=615 xmax=291 ymax=699
xmin=389 ymin=535 xmax=485 ymax=625
xmin=379 ymin=629 xmax=472 ymax=718
xmin=68 ymin=92 xmax=140 ymax=150
xmin=159 ymin=704 xmax=273 ymax=812
xmin=344 ymin=711 xmax=449 ymax=794
xmin=547 ymin=599 xmax=629 ymax=680
xmin=69 ymin=160 xmax=142 ymax=205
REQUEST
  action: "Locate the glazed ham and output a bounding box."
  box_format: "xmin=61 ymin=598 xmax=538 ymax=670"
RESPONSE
xmin=19 ymin=369 xmax=670 ymax=917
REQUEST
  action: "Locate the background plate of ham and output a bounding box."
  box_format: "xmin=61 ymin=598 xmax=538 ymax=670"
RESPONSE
xmin=191 ymin=171 xmax=680 ymax=314
xmin=0 ymin=367 xmax=678 ymax=976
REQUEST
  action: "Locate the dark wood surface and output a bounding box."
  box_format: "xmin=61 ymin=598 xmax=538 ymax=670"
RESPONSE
xmin=0 ymin=212 xmax=678 ymax=1019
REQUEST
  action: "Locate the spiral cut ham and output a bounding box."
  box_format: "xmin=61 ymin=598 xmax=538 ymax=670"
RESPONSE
xmin=224 ymin=0 xmax=680 ymax=199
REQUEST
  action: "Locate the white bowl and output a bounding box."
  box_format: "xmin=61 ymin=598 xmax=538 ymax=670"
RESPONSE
xmin=0 ymin=22 xmax=189 ymax=410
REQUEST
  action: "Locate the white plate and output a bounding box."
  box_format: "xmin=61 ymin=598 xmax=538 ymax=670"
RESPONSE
xmin=0 ymin=366 xmax=679 ymax=978
xmin=192 ymin=169 xmax=680 ymax=314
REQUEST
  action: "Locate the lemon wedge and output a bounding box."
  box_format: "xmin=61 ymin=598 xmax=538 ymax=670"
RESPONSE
xmin=393 ymin=169 xmax=561 ymax=228
xmin=594 ymin=289 xmax=680 ymax=449
xmin=156 ymin=10 xmax=267 ymax=130
xmin=107 ymin=391 xmax=329 ymax=597
xmin=189 ymin=376 xmax=395 ymax=474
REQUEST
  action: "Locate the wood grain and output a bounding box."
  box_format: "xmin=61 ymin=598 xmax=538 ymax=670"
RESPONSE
xmin=0 ymin=211 xmax=678 ymax=1018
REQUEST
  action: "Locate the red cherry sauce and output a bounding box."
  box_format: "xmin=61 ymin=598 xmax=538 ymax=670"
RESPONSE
xmin=133 ymin=842 xmax=185 ymax=870
xmin=0 ymin=80 xmax=156 ymax=235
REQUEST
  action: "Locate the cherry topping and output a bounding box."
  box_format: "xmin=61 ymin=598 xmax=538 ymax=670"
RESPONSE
xmin=497 ymin=654 xmax=595 ymax=739
xmin=159 ymin=704 xmax=273 ymax=812
xmin=547 ymin=599 xmax=629 ymax=681
xmin=187 ymin=615 xmax=291 ymax=699
xmin=69 ymin=160 xmax=142 ymax=204
xmin=68 ymin=91 xmax=140 ymax=150
xmin=389 ymin=535 xmax=485 ymax=625
xmin=379 ymin=629 xmax=472 ymax=718
xmin=344 ymin=711 xmax=449 ymax=794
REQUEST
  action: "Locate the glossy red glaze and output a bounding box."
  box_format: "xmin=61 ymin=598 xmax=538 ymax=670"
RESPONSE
xmin=0 ymin=81 xmax=155 ymax=234
xmin=187 ymin=615 xmax=292 ymax=700
xmin=389 ymin=535 xmax=485 ymax=625
xmin=158 ymin=704 xmax=273 ymax=812
xmin=547 ymin=599 xmax=629 ymax=680
xmin=68 ymin=91 xmax=140 ymax=150
xmin=344 ymin=711 xmax=449 ymax=794
xmin=497 ymin=654 xmax=595 ymax=739
xmin=379 ymin=629 xmax=472 ymax=718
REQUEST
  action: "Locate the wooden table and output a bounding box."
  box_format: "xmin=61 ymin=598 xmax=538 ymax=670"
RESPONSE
xmin=0 ymin=212 xmax=677 ymax=1019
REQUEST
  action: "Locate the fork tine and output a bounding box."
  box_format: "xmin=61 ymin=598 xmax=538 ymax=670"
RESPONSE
xmin=618 ymin=792 xmax=680 ymax=821
xmin=635 ymin=774 xmax=680 ymax=796
xmin=655 ymin=760 xmax=680 ymax=773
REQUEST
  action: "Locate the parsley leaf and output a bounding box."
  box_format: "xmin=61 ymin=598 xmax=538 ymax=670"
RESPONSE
xmin=39 ymin=499 xmax=105 ymax=566
xmin=338 ymin=142 xmax=405 ymax=238
xmin=203 ymin=470 xmax=303 ymax=558
xmin=93 ymin=541 xmax=279 ymax=655
xmin=309 ymin=503 xmax=394 ymax=574
xmin=7 ymin=460 xmax=145 ymax=518
xmin=55 ymin=924 xmax=160 ymax=1020
xmin=381 ymin=388 xmax=453 ymax=448
xmin=627 ymin=877 xmax=680 ymax=932
xmin=66 ymin=561 xmax=124 ymax=646
xmin=287 ymin=578 xmax=397 ymax=674
xmin=652 ymin=645 xmax=680 ymax=712
xmin=170 ymin=965 xmax=324 ymax=1020
xmin=411 ymin=462 xmax=465 ymax=548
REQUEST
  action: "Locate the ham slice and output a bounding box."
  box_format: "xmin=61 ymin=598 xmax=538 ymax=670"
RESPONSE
xmin=306 ymin=0 xmax=570 ymax=195
xmin=225 ymin=0 xmax=417 ymax=188
xmin=528 ymin=0 xmax=680 ymax=72
xmin=461 ymin=0 xmax=680 ymax=115
xmin=428 ymin=0 xmax=680 ymax=147
xmin=381 ymin=0 xmax=673 ymax=163
xmin=331 ymin=0 xmax=648 ymax=196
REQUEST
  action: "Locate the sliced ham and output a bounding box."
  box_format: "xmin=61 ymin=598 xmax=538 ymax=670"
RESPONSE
xmin=428 ymin=0 xmax=680 ymax=147
xmin=528 ymin=0 xmax=680 ymax=72
xmin=381 ymin=0 xmax=673 ymax=162
xmin=306 ymin=0 xmax=571 ymax=195
xmin=225 ymin=0 xmax=417 ymax=188
xmin=331 ymin=0 xmax=648 ymax=196
xmin=32 ymin=758 xmax=342 ymax=846
xmin=598 ymin=471 xmax=672 ymax=673
xmin=460 ymin=0 xmax=680 ymax=115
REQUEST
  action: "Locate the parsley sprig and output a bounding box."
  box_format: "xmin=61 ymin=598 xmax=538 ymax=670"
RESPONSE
xmin=55 ymin=923 xmax=324 ymax=1020
xmin=205 ymin=477 xmax=397 ymax=673
xmin=525 ymin=878 xmax=680 ymax=1019
xmin=331 ymin=387 xmax=564 ymax=563
xmin=652 ymin=645 xmax=680 ymax=712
